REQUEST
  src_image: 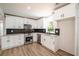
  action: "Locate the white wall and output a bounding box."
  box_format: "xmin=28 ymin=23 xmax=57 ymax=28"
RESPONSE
xmin=73 ymin=16 xmax=79 ymax=56
xmin=77 ymin=18 xmax=79 ymax=55
xmin=0 ymin=8 xmax=4 ymax=49
xmin=75 ymin=3 xmax=79 ymax=56
xmin=57 ymin=17 xmax=75 ymax=55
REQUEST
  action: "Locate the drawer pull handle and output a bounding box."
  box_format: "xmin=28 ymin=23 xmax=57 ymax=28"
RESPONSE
xmin=7 ymin=40 xmax=10 ymax=42
xmin=61 ymin=14 xmax=64 ymax=17
xmin=44 ymin=39 xmax=46 ymax=41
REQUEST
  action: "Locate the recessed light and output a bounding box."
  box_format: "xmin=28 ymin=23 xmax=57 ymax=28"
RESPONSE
xmin=27 ymin=6 xmax=31 ymax=10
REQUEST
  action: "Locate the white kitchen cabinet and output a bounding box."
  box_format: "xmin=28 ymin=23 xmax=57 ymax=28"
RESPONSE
xmin=12 ymin=34 xmax=24 ymax=46
xmin=1 ymin=34 xmax=24 ymax=50
xmin=18 ymin=34 xmax=24 ymax=45
xmin=30 ymin=20 xmax=35 ymax=29
xmin=32 ymin=21 xmax=37 ymax=29
xmin=28 ymin=19 xmax=37 ymax=29
xmin=23 ymin=18 xmax=37 ymax=28
xmin=5 ymin=15 xmax=24 ymax=29
xmin=24 ymin=18 xmax=28 ymax=24
xmin=1 ymin=36 xmax=13 ymax=50
xmin=41 ymin=34 xmax=59 ymax=52
xmin=53 ymin=4 xmax=75 ymax=20
xmin=53 ymin=8 xmax=62 ymax=20
xmin=61 ymin=3 xmax=75 ymax=19
xmin=5 ymin=15 xmax=39 ymax=29
xmin=11 ymin=16 xmax=24 ymax=29
xmin=52 ymin=36 xmax=59 ymax=52
xmin=37 ymin=19 xmax=43 ymax=29
xmin=33 ymin=33 xmax=37 ymax=42
xmin=5 ymin=15 xmax=14 ymax=28
xmin=16 ymin=17 xmax=24 ymax=29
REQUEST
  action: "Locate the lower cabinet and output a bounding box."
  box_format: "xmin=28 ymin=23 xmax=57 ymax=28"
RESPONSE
xmin=33 ymin=33 xmax=37 ymax=42
xmin=41 ymin=34 xmax=59 ymax=52
xmin=1 ymin=34 xmax=24 ymax=50
xmin=1 ymin=36 xmax=12 ymax=49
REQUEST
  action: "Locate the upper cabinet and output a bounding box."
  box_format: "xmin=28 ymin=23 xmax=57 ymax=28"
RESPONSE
xmin=0 ymin=8 xmax=4 ymax=20
xmin=5 ymin=15 xmax=39 ymax=29
xmin=5 ymin=15 xmax=24 ymax=29
xmin=37 ymin=19 xmax=43 ymax=29
xmin=53 ymin=4 xmax=76 ymax=20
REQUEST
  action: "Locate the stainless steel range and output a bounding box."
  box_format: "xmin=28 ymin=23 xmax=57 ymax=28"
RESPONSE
xmin=24 ymin=24 xmax=33 ymax=44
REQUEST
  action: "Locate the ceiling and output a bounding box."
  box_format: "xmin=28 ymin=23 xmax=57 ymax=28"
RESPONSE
xmin=0 ymin=3 xmax=54 ymax=20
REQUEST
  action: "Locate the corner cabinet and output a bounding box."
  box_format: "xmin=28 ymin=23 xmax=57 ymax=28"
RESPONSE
xmin=1 ymin=34 xmax=24 ymax=50
xmin=53 ymin=4 xmax=76 ymax=20
xmin=41 ymin=34 xmax=59 ymax=52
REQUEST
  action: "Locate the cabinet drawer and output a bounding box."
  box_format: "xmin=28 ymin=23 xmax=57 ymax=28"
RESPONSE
xmin=1 ymin=36 xmax=12 ymax=50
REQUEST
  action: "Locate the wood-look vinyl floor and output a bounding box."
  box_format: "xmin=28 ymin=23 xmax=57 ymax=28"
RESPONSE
xmin=56 ymin=49 xmax=74 ymax=56
xmin=0 ymin=43 xmax=73 ymax=56
xmin=0 ymin=43 xmax=56 ymax=56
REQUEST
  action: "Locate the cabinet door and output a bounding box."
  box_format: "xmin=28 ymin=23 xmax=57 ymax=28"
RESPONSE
xmin=41 ymin=34 xmax=57 ymax=52
xmin=11 ymin=35 xmax=19 ymax=47
xmin=12 ymin=35 xmax=24 ymax=47
xmin=5 ymin=15 xmax=24 ymax=29
xmin=54 ymin=4 xmax=75 ymax=21
xmin=8 ymin=36 xmax=15 ymax=49
xmin=1 ymin=36 xmax=8 ymax=50
xmin=48 ymin=36 xmax=55 ymax=51
xmin=18 ymin=34 xmax=24 ymax=45
xmin=62 ymin=3 xmax=75 ymax=19
xmin=24 ymin=18 xmax=28 ymax=24
xmin=1 ymin=36 xmax=13 ymax=50
xmin=37 ymin=19 xmax=43 ymax=29
xmin=41 ymin=35 xmax=51 ymax=49
xmin=13 ymin=17 xmax=20 ymax=28
xmin=33 ymin=33 xmax=37 ymax=42
xmin=17 ymin=18 xmax=24 ymax=29
xmin=45 ymin=36 xmax=54 ymax=51
xmin=5 ymin=16 xmax=14 ymax=28
xmin=53 ymin=10 xmax=60 ymax=20
xmin=44 ymin=35 xmax=50 ymax=48
xmin=54 ymin=36 xmax=59 ymax=52
xmin=32 ymin=20 xmax=35 ymax=29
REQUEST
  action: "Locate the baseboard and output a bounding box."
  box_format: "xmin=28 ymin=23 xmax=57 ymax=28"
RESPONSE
xmin=56 ymin=49 xmax=74 ymax=56
xmin=41 ymin=44 xmax=58 ymax=56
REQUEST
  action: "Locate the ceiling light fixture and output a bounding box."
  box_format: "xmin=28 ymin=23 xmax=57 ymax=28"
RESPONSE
xmin=27 ymin=6 xmax=31 ymax=10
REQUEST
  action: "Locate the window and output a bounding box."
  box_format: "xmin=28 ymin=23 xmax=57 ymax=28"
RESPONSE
xmin=43 ymin=16 xmax=57 ymax=33
xmin=48 ymin=22 xmax=54 ymax=33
